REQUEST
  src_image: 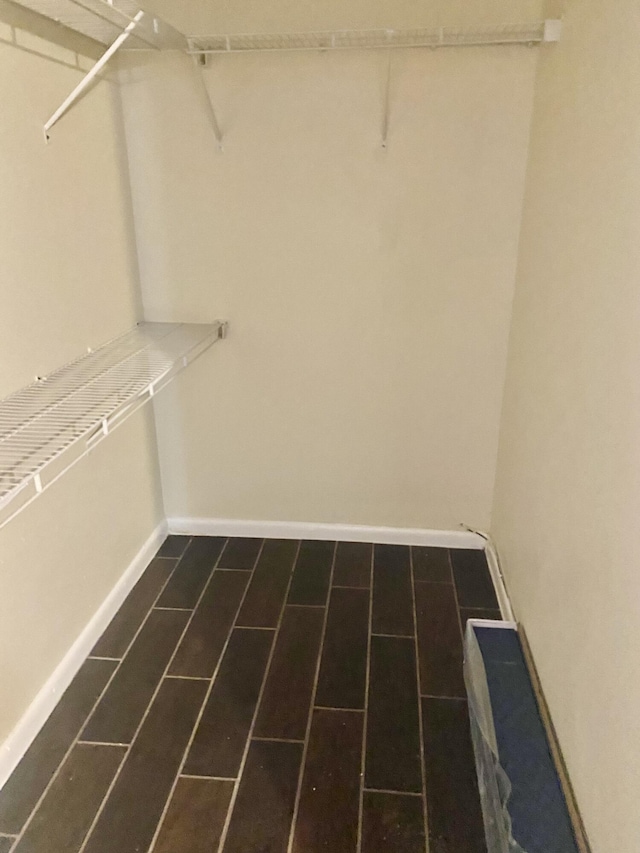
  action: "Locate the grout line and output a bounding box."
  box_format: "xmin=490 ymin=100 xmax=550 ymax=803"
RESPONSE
xmin=363 ymin=787 xmax=423 ymax=797
xmin=76 ymin=740 xmax=128 ymax=748
xmin=355 ymin=541 xmax=374 ymax=853
xmin=218 ymin=540 xmax=305 ymax=853
xmin=164 ymin=675 xmax=210 ymax=681
xmin=285 ymin=542 xmax=338 ymax=853
xmin=251 ymin=736 xmax=304 ymax=744
xmin=180 ymin=774 xmax=237 ymax=782
xmin=6 ymin=544 xmax=191 ymax=853
xmin=409 ymin=546 xmax=431 ymax=853
xmin=76 ymin=539 xmax=230 ymax=853
xmin=313 ymin=706 xmax=363 ymax=713
xmin=449 ymin=553 xmax=466 ymax=655
xmin=411 ymin=544 xmax=454 ymax=587
xmin=214 ymin=568 xmax=253 ymax=574
xmin=232 ymin=624 xmax=274 ymax=631
xmin=160 ymin=537 xmax=192 ymax=560
xmin=285 ymin=603 xmax=325 ymax=609
xmin=371 ymin=632 xmax=414 ymax=639
xmin=153 ymin=606 xmax=193 ymax=612
xmin=154 ymin=556 xmax=181 ymax=563
xmin=446 ymin=550 xmax=457 ymax=585
xmin=331 ymin=584 xmax=370 ymax=590
xmin=146 ymin=538 xmax=267 ymax=853
xmin=420 ymin=694 xmax=466 ymax=701
xmin=86 ymin=655 xmax=120 ymax=662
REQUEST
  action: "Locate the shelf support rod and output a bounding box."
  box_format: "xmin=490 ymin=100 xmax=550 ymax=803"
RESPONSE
xmin=381 ymin=50 xmax=392 ymax=149
xmin=193 ymin=56 xmax=224 ymax=151
xmin=43 ymin=9 xmax=145 ymax=141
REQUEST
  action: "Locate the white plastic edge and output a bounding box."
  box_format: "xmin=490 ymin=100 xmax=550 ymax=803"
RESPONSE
xmin=482 ymin=535 xmax=516 ymax=622
xmin=543 ymin=19 xmax=563 ymax=42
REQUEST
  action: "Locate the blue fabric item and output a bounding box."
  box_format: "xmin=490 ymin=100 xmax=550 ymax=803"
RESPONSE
xmin=474 ymin=627 xmax=580 ymax=853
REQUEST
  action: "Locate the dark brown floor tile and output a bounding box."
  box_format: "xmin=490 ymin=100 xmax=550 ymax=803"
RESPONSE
xmin=0 ymin=658 xmax=116 ymax=834
xmin=315 ymin=587 xmax=368 ymax=710
xmin=92 ymin=558 xmax=176 ymax=658
xmin=236 ymin=539 xmax=298 ymax=627
xmin=83 ymin=678 xmax=206 ymax=853
xmin=333 ymin=541 xmax=372 ymax=588
xmin=459 ymin=607 xmax=502 ymax=624
xmin=287 ymin=540 xmax=334 ymax=605
xmin=169 ymin=571 xmax=249 ymax=678
xmin=156 ymin=537 xmax=226 ymax=609
xmin=13 ymin=744 xmax=124 ymax=853
xmin=218 ymin=537 xmax=262 ymax=570
xmin=450 ymin=550 xmax=498 ymax=610
xmin=184 ymin=629 xmax=273 ymax=778
xmin=0 ymin=838 xmax=15 ymax=853
xmin=222 ymin=740 xmax=302 ymax=853
xmin=366 ymin=636 xmax=422 ymax=793
xmin=82 ymin=609 xmax=189 ymax=744
xmin=362 ymin=791 xmax=426 ymax=853
xmin=422 ymin=698 xmax=486 ymax=853
xmin=412 ymin=547 xmax=452 ymax=584
xmin=291 ymin=709 xmax=363 ymax=853
xmin=153 ymin=777 xmax=234 ymax=853
xmin=157 ymin=535 xmax=191 ymax=559
xmin=372 ymin=544 xmax=414 ymax=636
xmin=254 ymin=607 xmax=324 ymax=740
xmin=415 ymin=583 xmax=465 ymax=698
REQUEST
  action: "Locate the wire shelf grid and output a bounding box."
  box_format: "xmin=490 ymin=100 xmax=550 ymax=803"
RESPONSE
xmin=0 ymin=321 xmax=226 ymax=528
xmin=187 ymin=22 xmax=548 ymax=55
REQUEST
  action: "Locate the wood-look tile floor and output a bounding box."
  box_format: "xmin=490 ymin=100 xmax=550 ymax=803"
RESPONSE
xmin=0 ymin=536 xmax=501 ymax=853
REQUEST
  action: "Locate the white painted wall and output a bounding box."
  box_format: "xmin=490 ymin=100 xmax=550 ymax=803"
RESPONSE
xmin=119 ymin=46 xmax=537 ymax=531
xmin=142 ymin=0 xmax=545 ymax=35
xmin=0 ymin=42 xmax=163 ymax=743
xmin=491 ymin=2 xmax=640 ymax=851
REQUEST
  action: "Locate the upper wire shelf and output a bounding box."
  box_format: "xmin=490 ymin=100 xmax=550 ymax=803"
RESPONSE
xmin=187 ymin=21 xmax=561 ymax=55
xmin=0 ymin=321 xmax=227 ymax=529
xmin=10 ymin=0 xmax=185 ymax=50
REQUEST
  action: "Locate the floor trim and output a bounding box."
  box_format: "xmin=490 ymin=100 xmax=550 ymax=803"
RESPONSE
xmin=167 ymin=517 xmax=485 ymax=549
xmin=475 ymin=531 xmax=516 ymax=622
xmin=0 ymin=519 xmax=167 ymax=791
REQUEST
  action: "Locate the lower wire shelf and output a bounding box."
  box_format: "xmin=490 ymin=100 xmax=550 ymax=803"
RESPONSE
xmin=0 ymin=321 xmax=227 ymax=530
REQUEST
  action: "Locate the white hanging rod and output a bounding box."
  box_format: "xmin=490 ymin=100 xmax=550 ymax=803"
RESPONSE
xmin=187 ymin=20 xmax=562 ymax=56
xmin=0 ymin=322 xmax=228 ymax=531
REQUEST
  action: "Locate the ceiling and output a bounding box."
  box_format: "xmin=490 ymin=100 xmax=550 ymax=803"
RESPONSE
xmin=139 ymin=0 xmax=552 ymax=37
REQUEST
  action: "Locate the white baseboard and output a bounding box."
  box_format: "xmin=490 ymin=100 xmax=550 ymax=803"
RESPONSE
xmin=0 ymin=519 xmax=167 ymax=791
xmin=167 ymin=516 xmax=484 ymax=549
xmin=482 ymin=534 xmax=515 ymax=622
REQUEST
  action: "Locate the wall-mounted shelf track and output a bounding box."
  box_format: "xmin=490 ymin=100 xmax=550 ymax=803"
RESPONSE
xmin=0 ymin=321 xmax=227 ymax=530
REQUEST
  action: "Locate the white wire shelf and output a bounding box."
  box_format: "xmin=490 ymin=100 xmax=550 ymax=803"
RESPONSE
xmin=10 ymin=0 xmax=185 ymax=50
xmin=187 ymin=21 xmax=561 ymax=55
xmin=0 ymin=321 xmax=227 ymax=530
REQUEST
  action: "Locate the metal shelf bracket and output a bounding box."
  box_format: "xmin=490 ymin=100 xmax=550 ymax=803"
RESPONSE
xmin=193 ymin=55 xmax=224 ymax=151
xmin=43 ymin=9 xmax=144 ymax=140
xmin=381 ymin=51 xmax=392 ymax=150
